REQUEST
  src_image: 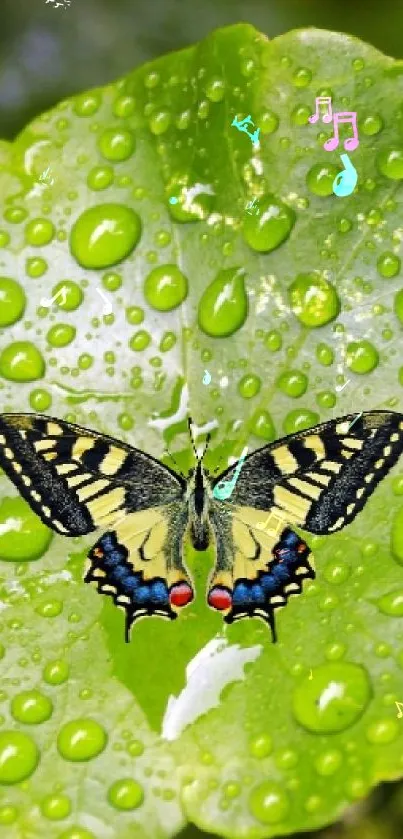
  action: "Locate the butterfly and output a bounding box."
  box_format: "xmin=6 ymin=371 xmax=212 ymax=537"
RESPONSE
xmin=0 ymin=410 xmax=402 ymax=643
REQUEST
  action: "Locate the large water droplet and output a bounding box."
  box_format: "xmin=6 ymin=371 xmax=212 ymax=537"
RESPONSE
xmin=292 ymin=662 xmax=372 ymax=733
xmin=289 ymin=272 xmax=340 ymax=327
xmin=243 ymin=194 xmax=295 ymax=253
xmin=70 ymin=204 xmax=141 ymax=269
xmin=0 ymin=278 xmax=26 ymax=327
xmin=377 ymin=589 xmax=403 ymax=617
xmin=198 ymin=267 xmax=248 ymax=337
xmin=11 ymin=689 xmax=53 ymax=724
xmin=376 ymin=147 xmax=403 ymax=180
xmin=107 ymin=778 xmax=144 ymax=810
xmin=0 ymin=497 xmax=52 ymax=561
xmin=0 ymin=731 xmax=39 ymax=784
xmin=346 ymin=340 xmax=379 ymax=374
xmin=57 ymin=718 xmax=107 ymax=762
xmin=0 ymin=341 xmax=45 ymax=382
xmin=144 ymin=264 xmax=188 ymax=311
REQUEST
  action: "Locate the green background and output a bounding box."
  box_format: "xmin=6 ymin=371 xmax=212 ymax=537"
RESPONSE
xmin=1 ymin=1 xmax=403 ymax=837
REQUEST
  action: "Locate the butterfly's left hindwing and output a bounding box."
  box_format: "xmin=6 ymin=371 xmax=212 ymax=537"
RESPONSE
xmin=85 ymin=504 xmax=194 ymax=640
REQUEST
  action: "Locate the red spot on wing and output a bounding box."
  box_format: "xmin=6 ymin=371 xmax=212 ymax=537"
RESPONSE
xmin=208 ymin=586 xmax=233 ymax=611
xmin=169 ymin=582 xmax=193 ymax=608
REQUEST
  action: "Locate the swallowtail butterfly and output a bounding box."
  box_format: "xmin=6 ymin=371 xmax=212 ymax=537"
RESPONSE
xmin=0 ymin=411 xmax=402 ymax=642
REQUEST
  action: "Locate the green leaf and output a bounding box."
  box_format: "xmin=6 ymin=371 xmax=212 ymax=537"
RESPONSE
xmin=1 ymin=21 xmax=403 ymax=839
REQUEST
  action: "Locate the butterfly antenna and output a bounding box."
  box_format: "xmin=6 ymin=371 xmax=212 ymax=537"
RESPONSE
xmin=188 ymin=417 xmax=199 ymax=459
xmin=162 ymin=447 xmax=186 ymax=479
xmin=188 ymin=417 xmax=211 ymax=461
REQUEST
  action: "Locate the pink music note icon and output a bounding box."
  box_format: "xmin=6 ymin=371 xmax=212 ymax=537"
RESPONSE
xmin=324 ymin=112 xmax=359 ymax=152
xmin=308 ymin=96 xmax=333 ymax=124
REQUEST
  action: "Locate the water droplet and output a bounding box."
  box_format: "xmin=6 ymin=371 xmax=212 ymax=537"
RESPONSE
xmin=362 ymin=114 xmax=383 ymax=136
xmin=205 ymin=78 xmax=225 ymax=102
xmin=35 ymin=599 xmax=63 ymax=618
xmin=376 ymin=147 xmax=403 ymax=180
xmin=243 ymin=194 xmax=295 ymax=252
xmin=0 ymin=497 xmax=52 ymax=561
xmin=249 ymin=734 xmax=273 ymax=759
xmin=289 ymin=272 xmax=340 ymax=328
xmin=265 ymin=330 xmax=282 ymax=352
xmin=314 ymin=749 xmax=343 ymax=776
xmin=366 ymin=718 xmax=398 ymax=744
xmin=198 ymin=267 xmax=248 ymax=337
xmin=346 ymin=340 xmax=379 ymax=374
xmin=292 ymin=662 xmax=372 ymax=733
xmin=377 ymin=251 xmax=401 ymax=278
xmin=70 ymin=204 xmax=141 ymax=269
xmin=40 ymin=793 xmax=72 ymax=820
xmin=87 ymin=166 xmax=114 ymax=191
xmin=73 ymin=92 xmax=102 ymax=116
xmin=107 ymin=778 xmax=144 ymax=810
xmin=292 ymin=67 xmax=312 ymax=87
xmin=149 ymin=110 xmax=171 ymax=135
xmin=307 ymin=163 xmax=340 ymax=197
xmin=0 ymin=730 xmax=39 ymax=784
xmin=0 ymin=277 xmax=26 ymax=327
xmin=0 ymin=804 xmax=18 ymax=824
xmin=168 ymin=182 xmax=214 ymax=221
xmin=238 ymin=373 xmax=261 ymax=399
xmin=323 ymin=560 xmax=351 ymax=585
xmin=98 ymin=128 xmax=135 ymax=161
xmin=46 ymin=324 xmax=76 ymax=347
xmin=276 ymin=369 xmax=308 ymax=398
xmin=316 ymin=342 xmax=334 ymax=366
xmin=25 ymin=218 xmax=55 ymax=246
xmin=42 ymin=659 xmax=69 ymax=685
xmin=0 ymin=340 xmax=45 ymax=382
xmin=57 ymin=718 xmax=107 ymax=762
xmin=378 ymin=589 xmax=403 ymax=617
xmin=144 ymin=264 xmax=188 ymax=311
xmin=129 ymin=330 xmax=151 ymax=352
xmin=11 ymin=689 xmax=53 ymax=724
xmin=249 ymin=780 xmax=290 ymax=824
xmin=283 ymin=409 xmax=320 ymax=435
xmin=248 ymin=410 xmax=276 ymax=441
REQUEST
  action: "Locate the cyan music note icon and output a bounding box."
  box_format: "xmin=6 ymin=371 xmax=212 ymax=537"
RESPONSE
xmin=332 ymin=153 xmax=358 ymax=197
xmin=324 ymin=112 xmax=359 ymax=152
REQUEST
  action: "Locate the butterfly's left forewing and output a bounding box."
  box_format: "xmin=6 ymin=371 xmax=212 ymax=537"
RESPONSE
xmin=0 ymin=413 xmax=194 ymax=638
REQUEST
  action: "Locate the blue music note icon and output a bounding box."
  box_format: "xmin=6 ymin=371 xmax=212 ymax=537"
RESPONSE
xmin=332 ymin=153 xmax=358 ymax=197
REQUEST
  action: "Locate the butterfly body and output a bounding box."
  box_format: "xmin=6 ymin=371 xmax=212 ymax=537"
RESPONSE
xmin=0 ymin=410 xmax=403 ymax=642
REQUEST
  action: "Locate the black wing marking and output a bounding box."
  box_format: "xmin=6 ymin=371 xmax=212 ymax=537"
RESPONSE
xmin=213 ymin=411 xmax=403 ymax=534
xmin=0 ymin=413 xmax=186 ymax=536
